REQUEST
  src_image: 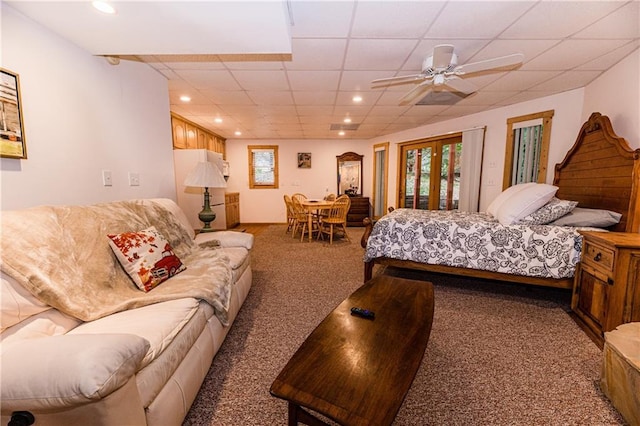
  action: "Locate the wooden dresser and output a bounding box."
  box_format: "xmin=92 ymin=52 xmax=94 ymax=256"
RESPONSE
xmin=225 ymin=193 xmax=240 ymax=229
xmin=346 ymin=196 xmax=370 ymax=227
xmin=571 ymin=231 xmax=640 ymax=347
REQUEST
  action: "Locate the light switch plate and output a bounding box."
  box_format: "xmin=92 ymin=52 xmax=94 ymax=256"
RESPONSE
xmin=102 ymin=170 xmax=113 ymax=186
xmin=128 ymin=172 xmax=140 ymax=186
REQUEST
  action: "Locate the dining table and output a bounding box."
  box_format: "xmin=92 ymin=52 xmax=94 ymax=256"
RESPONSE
xmin=300 ymin=199 xmax=334 ymax=242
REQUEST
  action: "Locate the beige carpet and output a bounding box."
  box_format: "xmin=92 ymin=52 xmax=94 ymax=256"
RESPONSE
xmin=183 ymin=225 xmax=625 ymax=425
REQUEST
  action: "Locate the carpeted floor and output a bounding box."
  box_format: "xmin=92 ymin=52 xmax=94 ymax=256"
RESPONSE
xmin=183 ymin=225 xmax=625 ymax=425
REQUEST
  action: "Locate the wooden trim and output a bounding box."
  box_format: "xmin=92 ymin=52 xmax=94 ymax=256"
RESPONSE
xmin=372 ymin=142 xmax=389 ymax=220
xmin=503 ymin=110 xmax=554 ymax=189
xmin=364 ymin=258 xmax=574 ymax=289
xmin=248 ymin=145 xmax=279 ymax=189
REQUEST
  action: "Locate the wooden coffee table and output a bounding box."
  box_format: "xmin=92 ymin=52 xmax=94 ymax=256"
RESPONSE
xmin=270 ymin=275 xmax=435 ymax=426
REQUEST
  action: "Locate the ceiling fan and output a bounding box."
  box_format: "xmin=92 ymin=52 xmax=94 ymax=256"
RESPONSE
xmin=371 ymin=44 xmax=524 ymax=105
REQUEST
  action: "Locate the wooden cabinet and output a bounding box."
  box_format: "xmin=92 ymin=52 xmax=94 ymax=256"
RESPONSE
xmin=346 ymin=196 xmax=370 ymax=227
xmin=170 ymin=113 xmax=226 ymax=156
xmin=572 ymin=231 xmax=640 ymax=346
xmin=171 ymin=117 xmax=187 ymax=149
xmin=225 ymin=192 xmax=240 ymax=229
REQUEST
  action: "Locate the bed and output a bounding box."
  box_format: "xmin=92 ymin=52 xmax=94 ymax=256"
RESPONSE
xmin=361 ymin=112 xmax=640 ymax=289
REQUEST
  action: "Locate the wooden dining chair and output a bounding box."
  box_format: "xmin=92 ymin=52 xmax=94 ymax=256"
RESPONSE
xmin=291 ymin=193 xmax=307 ymax=203
xmin=284 ymin=194 xmax=296 ymax=233
xmin=318 ymin=195 xmax=351 ymax=244
xmin=291 ymin=196 xmax=319 ymax=242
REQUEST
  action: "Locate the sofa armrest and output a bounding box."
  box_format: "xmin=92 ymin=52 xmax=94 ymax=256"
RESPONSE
xmin=195 ymin=231 xmax=254 ymax=250
xmin=1 ymin=334 xmax=149 ymax=413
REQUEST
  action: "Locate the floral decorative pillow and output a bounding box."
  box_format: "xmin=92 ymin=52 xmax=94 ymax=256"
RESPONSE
xmin=107 ymin=226 xmax=186 ymax=292
xmin=517 ymin=197 xmax=578 ymax=225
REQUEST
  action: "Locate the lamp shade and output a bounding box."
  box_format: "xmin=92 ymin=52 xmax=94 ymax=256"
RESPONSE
xmin=183 ymin=161 xmax=227 ymax=188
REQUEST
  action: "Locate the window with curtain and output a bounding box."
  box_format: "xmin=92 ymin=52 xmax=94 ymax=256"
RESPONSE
xmin=248 ymin=145 xmax=278 ymax=189
xmin=503 ymin=110 xmax=554 ymax=189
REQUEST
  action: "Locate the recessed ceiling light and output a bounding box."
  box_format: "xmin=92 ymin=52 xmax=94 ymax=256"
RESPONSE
xmin=179 ymin=95 xmax=191 ymax=102
xmin=214 ymin=117 xmax=223 ymax=123
xmin=343 ymin=117 xmax=352 ymax=123
xmin=352 ymin=96 xmax=362 ymax=103
xmin=338 ymin=131 xmax=345 ymax=136
xmin=234 ymin=131 xmax=242 ymax=136
xmin=92 ymin=1 xmax=116 ymax=14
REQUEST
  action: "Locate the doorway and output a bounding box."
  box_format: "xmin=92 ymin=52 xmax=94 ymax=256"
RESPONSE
xmin=398 ymin=134 xmax=462 ymax=210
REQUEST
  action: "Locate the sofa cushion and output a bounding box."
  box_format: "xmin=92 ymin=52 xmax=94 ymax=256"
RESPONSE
xmin=221 ymin=247 xmax=251 ymax=283
xmin=1 ymin=272 xmax=51 ymax=332
xmin=108 ymin=226 xmax=187 ymax=292
xmin=1 ymin=334 xmax=149 ymax=411
xmin=68 ymin=298 xmax=200 ymax=369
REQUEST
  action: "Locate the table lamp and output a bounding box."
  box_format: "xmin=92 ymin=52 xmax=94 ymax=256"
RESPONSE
xmin=184 ymin=161 xmax=227 ymax=233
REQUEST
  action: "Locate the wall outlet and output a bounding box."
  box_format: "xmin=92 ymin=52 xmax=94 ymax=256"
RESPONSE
xmin=128 ymin=172 xmax=140 ymax=186
xmin=102 ymin=170 xmax=113 ymax=186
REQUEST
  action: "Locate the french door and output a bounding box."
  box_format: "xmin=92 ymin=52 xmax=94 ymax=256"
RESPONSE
xmin=398 ymin=135 xmax=462 ymax=210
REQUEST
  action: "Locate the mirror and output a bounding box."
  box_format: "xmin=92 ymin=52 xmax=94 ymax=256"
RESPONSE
xmin=337 ymin=152 xmax=363 ymax=196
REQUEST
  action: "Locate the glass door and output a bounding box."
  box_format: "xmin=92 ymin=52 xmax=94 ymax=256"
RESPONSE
xmin=399 ymin=135 xmax=461 ymax=211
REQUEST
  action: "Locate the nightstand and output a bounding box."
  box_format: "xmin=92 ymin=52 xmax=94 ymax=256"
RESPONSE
xmin=571 ymin=231 xmax=640 ymax=347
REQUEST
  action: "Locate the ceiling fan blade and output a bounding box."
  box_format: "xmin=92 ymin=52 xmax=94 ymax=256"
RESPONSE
xmin=371 ymin=74 xmax=426 ymax=87
xmin=399 ymin=81 xmax=433 ymax=105
xmin=455 ymin=53 xmax=524 ymax=75
xmin=443 ymin=76 xmax=477 ymax=94
xmin=432 ymin=44 xmax=455 ymax=69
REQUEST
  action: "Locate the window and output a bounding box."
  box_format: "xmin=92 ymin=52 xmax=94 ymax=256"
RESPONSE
xmin=398 ymin=134 xmax=462 ymax=211
xmin=248 ymin=145 xmax=278 ymax=189
xmin=503 ymin=110 xmax=554 ymax=189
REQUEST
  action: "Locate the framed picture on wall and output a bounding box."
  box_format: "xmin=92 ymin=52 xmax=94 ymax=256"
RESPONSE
xmin=297 ymin=152 xmax=311 ymax=169
xmin=0 ymin=68 xmax=27 ymax=159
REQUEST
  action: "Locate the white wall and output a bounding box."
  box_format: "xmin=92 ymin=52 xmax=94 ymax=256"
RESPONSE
xmin=225 ymin=139 xmax=371 ymax=223
xmin=582 ymin=48 xmax=640 ymax=146
xmin=0 ymin=5 xmax=176 ymax=211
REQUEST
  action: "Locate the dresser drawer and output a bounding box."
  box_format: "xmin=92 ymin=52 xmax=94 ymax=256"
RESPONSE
xmin=225 ymin=193 xmax=239 ymax=204
xmin=582 ymin=240 xmax=615 ymax=274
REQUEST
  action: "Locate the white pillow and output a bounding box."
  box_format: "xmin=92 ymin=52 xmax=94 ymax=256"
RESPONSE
xmin=496 ymin=184 xmax=558 ymax=225
xmin=486 ymin=183 xmax=537 ymax=218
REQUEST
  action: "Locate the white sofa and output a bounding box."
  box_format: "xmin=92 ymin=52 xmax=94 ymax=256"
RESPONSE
xmin=0 ymin=198 xmax=253 ymax=426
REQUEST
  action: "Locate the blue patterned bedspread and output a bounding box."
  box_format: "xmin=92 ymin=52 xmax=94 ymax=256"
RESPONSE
xmin=363 ymin=208 xmax=583 ymax=279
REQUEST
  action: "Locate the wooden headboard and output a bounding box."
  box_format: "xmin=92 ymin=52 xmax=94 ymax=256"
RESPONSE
xmin=554 ymin=112 xmax=640 ymax=233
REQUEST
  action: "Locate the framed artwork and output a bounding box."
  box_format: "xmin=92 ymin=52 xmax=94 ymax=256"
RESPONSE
xmin=0 ymin=68 xmax=27 ymax=159
xmin=297 ymin=152 xmax=311 ymax=169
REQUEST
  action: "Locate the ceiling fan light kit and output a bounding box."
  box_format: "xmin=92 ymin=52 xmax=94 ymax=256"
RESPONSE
xmin=372 ymin=44 xmax=524 ymax=106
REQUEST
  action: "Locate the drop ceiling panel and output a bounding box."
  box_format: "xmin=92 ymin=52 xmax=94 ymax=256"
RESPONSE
xmin=230 ymin=70 xmax=291 ymax=91
xmin=425 ymin=1 xmax=534 ymax=39
xmin=344 ymin=39 xmax=418 ymax=70
xmin=501 ymin=1 xmax=625 ymax=39
xmin=522 ymin=39 xmax=632 ymax=71
xmin=573 ymin=1 xmax=640 ymax=39
xmin=287 ymin=70 xmax=342 ymax=91
xmin=285 ymin=39 xmax=348 ymax=70
xmin=173 ymin=70 xmax=240 ymax=90
xmin=350 ymin=1 xmax=445 ymax=38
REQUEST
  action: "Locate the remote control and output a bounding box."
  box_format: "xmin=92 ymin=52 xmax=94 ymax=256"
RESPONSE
xmin=350 ymin=307 xmax=375 ymax=319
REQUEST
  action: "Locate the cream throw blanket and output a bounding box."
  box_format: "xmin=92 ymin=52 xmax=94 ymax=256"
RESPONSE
xmin=1 ymin=200 xmax=233 ymax=325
